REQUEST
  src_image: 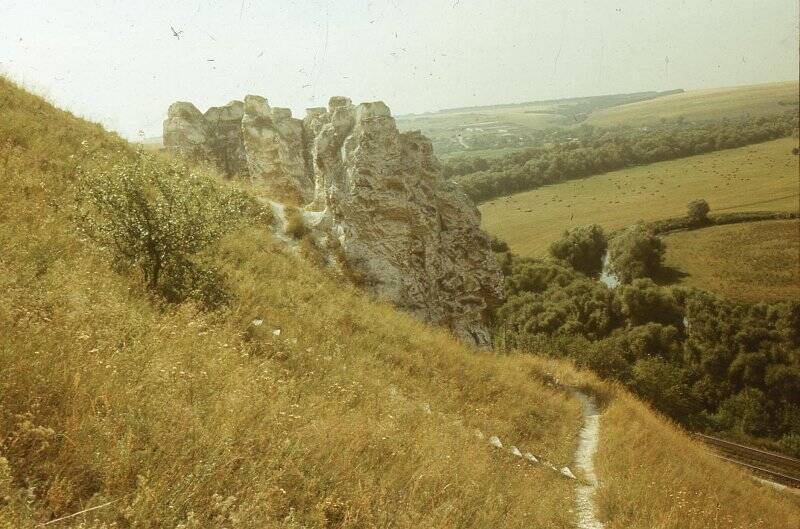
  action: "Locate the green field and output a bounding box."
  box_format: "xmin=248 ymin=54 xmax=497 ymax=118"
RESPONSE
xmin=480 ymin=137 xmax=800 ymax=257
xmin=588 ymin=81 xmax=799 ymax=127
xmin=662 ymin=219 xmax=800 ymax=302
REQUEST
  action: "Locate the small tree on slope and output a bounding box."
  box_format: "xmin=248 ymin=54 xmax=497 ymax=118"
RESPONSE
xmin=76 ymin=151 xmax=247 ymax=306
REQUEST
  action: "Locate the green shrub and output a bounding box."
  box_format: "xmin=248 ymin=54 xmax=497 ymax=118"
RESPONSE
xmin=607 ymin=224 xmax=665 ymax=283
xmin=714 ymin=388 xmax=771 ymax=436
xmin=618 ymin=279 xmax=682 ymax=327
xmin=549 ymin=224 xmax=607 ymax=276
xmin=489 ymin=236 xmax=509 ymax=253
xmin=76 ymin=151 xmax=247 ymax=306
xmin=780 ymin=432 xmax=800 ymax=457
xmin=498 ymin=260 xmax=620 ymax=342
xmin=631 ymin=357 xmax=696 ymax=421
xmin=687 ymin=199 xmax=711 ymax=226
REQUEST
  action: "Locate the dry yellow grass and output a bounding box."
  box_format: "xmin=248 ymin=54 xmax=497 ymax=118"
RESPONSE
xmin=2 ymin=76 xmax=798 ymax=528
xmin=663 ymin=219 xmax=800 ymax=303
xmin=527 ymin=357 xmax=800 ymax=529
xmin=588 ymin=81 xmax=800 ymax=127
xmin=480 ymin=137 xmax=800 ymax=257
xmin=596 ymin=390 xmax=800 ymax=529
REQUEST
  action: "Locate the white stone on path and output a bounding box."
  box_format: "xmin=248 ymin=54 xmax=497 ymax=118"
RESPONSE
xmin=524 ymin=452 xmax=539 ymax=463
xmin=489 ymin=436 xmax=503 ymax=449
xmin=511 ymin=446 xmax=523 ymax=457
xmin=561 ymin=466 xmax=577 ymax=480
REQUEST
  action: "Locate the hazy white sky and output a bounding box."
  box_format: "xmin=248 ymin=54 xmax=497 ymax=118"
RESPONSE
xmin=1 ymin=0 xmax=797 ymax=138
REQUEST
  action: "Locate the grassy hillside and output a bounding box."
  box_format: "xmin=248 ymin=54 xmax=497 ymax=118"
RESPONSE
xmin=588 ymin=81 xmax=800 ymax=127
xmin=663 ymin=219 xmax=800 ymax=302
xmin=1 ymin=77 xmax=798 ymax=528
xmin=480 ymin=137 xmax=800 ymax=257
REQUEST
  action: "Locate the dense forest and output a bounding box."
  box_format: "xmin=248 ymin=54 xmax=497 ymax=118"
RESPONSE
xmin=447 ymin=111 xmax=799 ymax=202
xmin=492 ymin=225 xmax=800 ymax=455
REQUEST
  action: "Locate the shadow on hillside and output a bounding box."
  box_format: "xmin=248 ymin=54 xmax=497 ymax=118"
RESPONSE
xmin=652 ymin=265 xmax=689 ymax=285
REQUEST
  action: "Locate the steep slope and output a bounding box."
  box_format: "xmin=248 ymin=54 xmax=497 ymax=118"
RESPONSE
xmin=0 ymin=76 xmax=579 ymax=528
xmin=1 ymin=77 xmax=798 ymax=528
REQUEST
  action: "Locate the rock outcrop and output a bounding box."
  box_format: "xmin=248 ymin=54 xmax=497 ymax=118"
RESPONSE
xmin=164 ymin=100 xmax=248 ymax=177
xmin=164 ymin=95 xmax=504 ymax=346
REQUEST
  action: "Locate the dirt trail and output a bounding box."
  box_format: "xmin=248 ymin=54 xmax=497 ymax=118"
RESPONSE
xmin=573 ymin=391 xmax=605 ymax=529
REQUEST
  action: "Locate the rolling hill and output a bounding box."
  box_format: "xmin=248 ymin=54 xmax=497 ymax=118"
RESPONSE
xmin=588 ymin=81 xmax=799 ymax=127
xmin=1 ymin=76 xmax=798 ymax=528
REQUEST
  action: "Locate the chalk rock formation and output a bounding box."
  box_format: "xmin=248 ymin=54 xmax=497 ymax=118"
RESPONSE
xmin=164 ymin=100 xmax=248 ymax=176
xmin=163 ymin=95 xmax=504 ymax=346
xmin=242 ymin=95 xmax=314 ymax=203
xmin=163 ymin=102 xmax=213 ymax=162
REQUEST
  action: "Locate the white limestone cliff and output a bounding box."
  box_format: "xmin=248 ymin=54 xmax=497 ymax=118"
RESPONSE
xmin=164 ymin=95 xmax=504 ymax=346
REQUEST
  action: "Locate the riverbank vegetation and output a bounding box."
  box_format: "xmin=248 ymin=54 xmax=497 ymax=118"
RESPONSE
xmin=494 ymin=226 xmax=800 ymax=456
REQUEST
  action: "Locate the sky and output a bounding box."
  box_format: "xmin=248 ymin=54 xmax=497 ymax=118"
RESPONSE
xmin=1 ymin=0 xmax=797 ymax=138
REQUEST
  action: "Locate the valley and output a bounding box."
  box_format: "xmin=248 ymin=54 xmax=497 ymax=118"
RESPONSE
xmin=2 ymin=0 xmax=800 ymax=521
xmin=3 ymin=73 xmax=799 ymax=528
xmin=395 ymin=90 xmax=682 ymax=155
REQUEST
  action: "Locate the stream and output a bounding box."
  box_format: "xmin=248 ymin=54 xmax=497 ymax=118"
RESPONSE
xmin=598 ymin=252 xmax=619 ymax=289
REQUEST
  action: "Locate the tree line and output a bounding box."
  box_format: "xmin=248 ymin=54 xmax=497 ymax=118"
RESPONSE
xmin=447 ymin=111 xmax=799 ymax=203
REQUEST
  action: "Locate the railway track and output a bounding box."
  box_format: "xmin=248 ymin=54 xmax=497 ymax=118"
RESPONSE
xmin=694 ymin=433 xmax=800 ymax=489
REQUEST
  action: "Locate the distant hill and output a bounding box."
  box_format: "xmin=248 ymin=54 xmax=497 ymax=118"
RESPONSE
xmin=396 ymin=89 xmax=684 ymax=155
xmin=412 ymin=89 xmax=685 ymax=116
xmin=588 ymin=81 xmax=800 ymax=127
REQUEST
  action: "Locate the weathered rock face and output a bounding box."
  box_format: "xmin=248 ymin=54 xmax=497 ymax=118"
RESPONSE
xmin=163 ymin=95 xmax=504 ymax=346
xmin=241 ymin=95 xmax=314 ymax=203
xmin=163 ymin=102 xmax=213 ymax=162
xmin=164 ymin=100 xmax=249 ymax=177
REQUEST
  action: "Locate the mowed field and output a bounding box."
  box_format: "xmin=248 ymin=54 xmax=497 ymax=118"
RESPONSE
xmin=588 ymin=81 xmax=799 ymax=127
xmin=480 ymin=137 xmax=800 ymax=257
xmin=663 ymin=219 xmax=800 ymax=303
